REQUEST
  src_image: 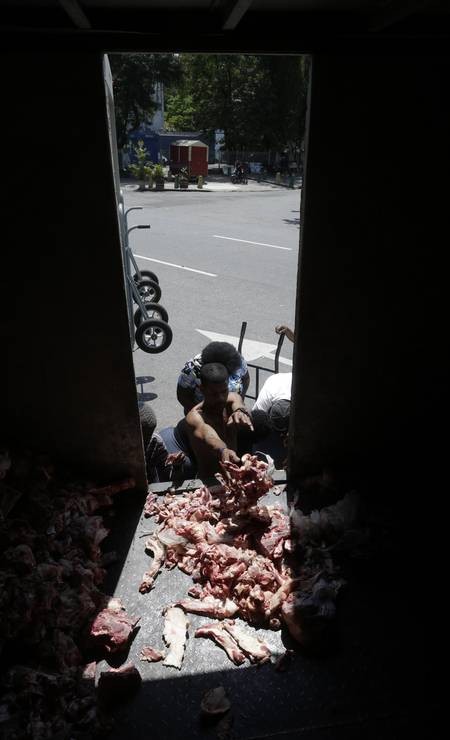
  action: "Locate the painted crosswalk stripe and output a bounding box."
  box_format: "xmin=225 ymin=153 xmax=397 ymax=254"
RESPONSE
xmin=213 ymin=235 xmax=291 ymax=251
xmin=134 ymin=254 xmax=217 ymax=277
xmin=197 ymin=329 xmax=293 ymax=366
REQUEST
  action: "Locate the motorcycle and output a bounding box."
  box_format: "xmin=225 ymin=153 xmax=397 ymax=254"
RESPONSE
xmin=231 ymin=168 xmax=248 ymax=184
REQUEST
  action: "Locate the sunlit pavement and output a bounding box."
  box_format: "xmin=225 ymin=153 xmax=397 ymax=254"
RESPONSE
xmin=121 ymin=178 xmax=301 ymax=193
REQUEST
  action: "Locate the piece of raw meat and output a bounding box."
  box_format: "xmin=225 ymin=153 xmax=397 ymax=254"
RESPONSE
xmin=290 ymin=492 xmax=359 ymax=544
xmin=140 ymin=646 xmax=164 ymax=662
xmin=162 ymin=607 xmax=189 ymax=669
xmin=176 ymin=595 xmax=239 ymax=619
xmin=200 ymin=686 xmax=231 ymax=715
xmin=222 ymin=620 xmax=271 ymax=663
xmin=82 ymin=662 xmax=97 ymax=680
xmin=139 ymin=535 xmax=166 ymax=593
xmin=89 ymin=599 xmax=140 ymax=654
xmin=281 ymin=576 xmax=345 ymax=648
xmin=195 ymin=622 xmax=246 ymax=665
xmin=97 ymin=663 xmax=141 ymax=704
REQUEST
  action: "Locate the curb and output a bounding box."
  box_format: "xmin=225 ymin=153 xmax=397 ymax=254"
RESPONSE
xmin=122 ymin=184 xmax=278 ymax=194
xmin=121 ymin=180 xmax=301 ymax=193
xmin=247 ymin=177 xmax=302 ymax=190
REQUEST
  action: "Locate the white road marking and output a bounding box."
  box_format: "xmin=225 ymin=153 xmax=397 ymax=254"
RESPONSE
xmin=134 ymin=254 xmax=217 ymax=277
xmin=213 ymin=235 xmax=291 ymax=251
xmin=197 ymin=329 xmax=293 ymax=367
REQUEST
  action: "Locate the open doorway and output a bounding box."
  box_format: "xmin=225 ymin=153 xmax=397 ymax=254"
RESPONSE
xmin=107 ymin=52 xmax=308 ymax=471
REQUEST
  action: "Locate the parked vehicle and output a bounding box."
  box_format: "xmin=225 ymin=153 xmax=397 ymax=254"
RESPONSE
xmin=231 ymin=166 xmax=248 ymax=184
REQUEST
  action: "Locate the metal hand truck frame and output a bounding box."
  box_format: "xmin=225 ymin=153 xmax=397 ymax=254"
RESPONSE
xmin=237 ymin=321 xmax=285 ymax=401
xmin=118 ymin=190 xmax=173 ymax=354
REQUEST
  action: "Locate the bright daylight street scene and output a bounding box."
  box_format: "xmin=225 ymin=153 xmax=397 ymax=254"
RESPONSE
xmin=127 ymin=183 xmax=299 ymax=430
xmin=114 ymin=53 xmax=305 ymax=439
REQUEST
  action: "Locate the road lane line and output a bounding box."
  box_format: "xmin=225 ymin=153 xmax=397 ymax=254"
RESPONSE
xmin=134 ymin=254 xmax=217 ymax=277
xmin=213 ymin=235 xmax=292 ymax=251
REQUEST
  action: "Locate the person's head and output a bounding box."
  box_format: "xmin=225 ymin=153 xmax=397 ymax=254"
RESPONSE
xmin=199 ymin=363 xmax=229 ymax=410
xmin=201 ymin=342 xmax=241 ymax=376
xmin=269 ymin=399 xmax=290 ymax=435
xmin=139 ymin=402 xmax=157 ymax=450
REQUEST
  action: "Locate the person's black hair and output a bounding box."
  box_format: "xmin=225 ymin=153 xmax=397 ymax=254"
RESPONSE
xmin=201 ymin=342 xmax=241 ymax=375
xmin=139 ymin=402 xmax=157 ymax=450
xmin=200 ymin=362 xmax=229 ymax=386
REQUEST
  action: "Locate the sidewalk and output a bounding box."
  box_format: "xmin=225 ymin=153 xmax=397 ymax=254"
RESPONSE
xmin=120 ymin=174 xmax=301 ymax=193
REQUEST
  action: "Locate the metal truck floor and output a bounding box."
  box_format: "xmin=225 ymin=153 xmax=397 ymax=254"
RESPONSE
xmin=99 ymin=481 xmax=426 ymax=740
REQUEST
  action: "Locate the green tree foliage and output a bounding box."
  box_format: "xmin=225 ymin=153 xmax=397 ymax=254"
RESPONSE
xmin=165 ymin=90 xmax=196 ymax=131
xmin=109 ymin=53 xmax=181 ymax=148
xmin=110 ymin=53 xmax=308 ymax=157
xmin=164 ymin=54 xmax=308 ymax=154
xmin=257 ymin=56 xmax=309 ymax=155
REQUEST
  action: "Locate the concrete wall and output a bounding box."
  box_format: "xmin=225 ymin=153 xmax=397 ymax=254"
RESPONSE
xmin=0 ymin=53 xmax=147 ymax=490
xmin=290 ymin=54 xmax=449 ymax=479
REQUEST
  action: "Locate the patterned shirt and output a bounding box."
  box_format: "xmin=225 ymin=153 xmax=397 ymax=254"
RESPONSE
xmin=177 ymin=353 xmax=248 ymax=403
xmin=144 ymin=432 xmax=172 ymax=483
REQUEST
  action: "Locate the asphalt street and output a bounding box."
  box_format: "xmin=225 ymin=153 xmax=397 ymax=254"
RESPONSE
xmin=124 ymin=184 xmax=301 ymax=431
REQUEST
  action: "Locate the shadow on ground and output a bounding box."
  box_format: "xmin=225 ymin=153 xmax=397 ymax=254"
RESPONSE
xmin=135 ymin=375 xmax=157 ymax=402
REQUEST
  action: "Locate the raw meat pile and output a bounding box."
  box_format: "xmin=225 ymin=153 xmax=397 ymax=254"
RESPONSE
xmin=0 ymin=446 xmax=137 ymax=739
xmin=141 ymin=454 xmax=355 ymax=664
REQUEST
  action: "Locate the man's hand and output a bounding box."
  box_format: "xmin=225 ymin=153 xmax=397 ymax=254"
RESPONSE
xmin=166 ymin=451 xmax=186 ymax=467
xmin=227 ymin=408 xmax=254 ymax=431
xmin=219 ymin=448 xmax=241 ymax=465
xmin=275 ymin=324 xmax=294 ymax=343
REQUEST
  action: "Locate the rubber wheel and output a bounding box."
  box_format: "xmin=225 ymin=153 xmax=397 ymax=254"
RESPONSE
xmin=135 ymin=319 xmax=173 ymax=354
xmin=134 ymin=278 xmax=161 ymax=304
xmin=134 ymin=302 xmax=169 ymax=328
xmin=133 ymin=270 xmax=159 ymax=285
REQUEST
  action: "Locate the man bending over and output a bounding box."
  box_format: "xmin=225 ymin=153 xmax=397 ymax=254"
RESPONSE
xmin=185 ymin=362 xmax=253 ymax=479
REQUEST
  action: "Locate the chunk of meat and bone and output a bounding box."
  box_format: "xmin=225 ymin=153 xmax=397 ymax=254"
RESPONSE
xmin=195 ymin=622 xmax=246 ymax=665
xmin=215 ymin=454 xmax=274 ymax=514
xmin=143 ymin=456 xmax=294 ymax=628
xmin=139 ymin=535 xmax=166 ymax=593
xmin=222 ymin=620 xmax=271 ymax=663
xmin=176 ymin=595 xmax=239 ymax=619
xmin=281 ymin=574 xmax=345 ymax=648
xmin=0 ymin=450 xmax=135 ymax=736
xmin=162 ymin=606 xmax=189 ymax=669
xmin=184 ymin=543 xmax=293 ymax=627
xmin=195 ymin=619 xmax=271 ymax=665
xmin=89 ymin=598 xmax=140 ymax=654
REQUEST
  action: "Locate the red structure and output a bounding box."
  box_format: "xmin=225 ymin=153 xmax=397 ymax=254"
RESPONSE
xmin=169 ymin=139 xmax=208 ymax=178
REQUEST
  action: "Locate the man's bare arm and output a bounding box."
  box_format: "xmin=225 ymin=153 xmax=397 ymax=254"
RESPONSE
xmin=186 ymin=408 xmax=240 ymax=467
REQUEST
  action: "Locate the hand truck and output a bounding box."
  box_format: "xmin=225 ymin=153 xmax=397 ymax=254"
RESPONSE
xmin=118 ymin=190 xmax=173 ymax=354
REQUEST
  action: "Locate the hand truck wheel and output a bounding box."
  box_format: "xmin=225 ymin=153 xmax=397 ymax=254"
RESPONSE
xmin=134 ymin=278 xmax=161 ymax=304
xmin=134 ymin=302 xmax=169 ymax=328
xmin=135 ymin=319 xmax=173 ymax=353
xmin=133 ymin=269 xmax=159 ymax=285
